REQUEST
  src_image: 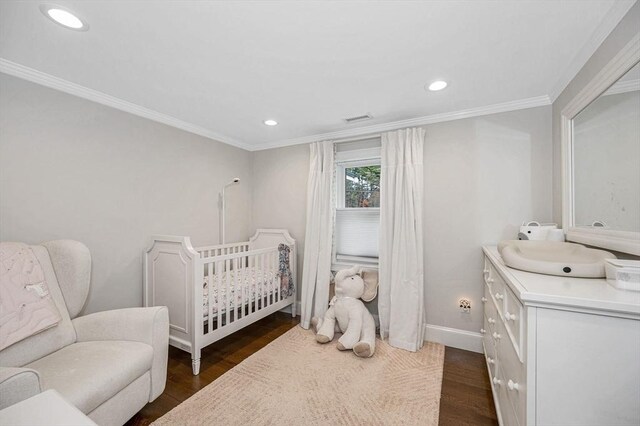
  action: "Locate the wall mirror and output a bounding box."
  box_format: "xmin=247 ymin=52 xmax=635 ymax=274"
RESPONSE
xmin=562 ymin=35 xmax=640 ymax=255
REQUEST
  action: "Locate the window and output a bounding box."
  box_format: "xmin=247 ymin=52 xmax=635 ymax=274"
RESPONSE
xmin=344 ymin=165 xmax=380 ymax=208
xmin=334 ymin=146 xmax=381 ymax=267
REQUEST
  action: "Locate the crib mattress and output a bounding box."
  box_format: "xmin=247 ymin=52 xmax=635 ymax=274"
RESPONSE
xmin=202 ymin=267 xmax=280 ymax=319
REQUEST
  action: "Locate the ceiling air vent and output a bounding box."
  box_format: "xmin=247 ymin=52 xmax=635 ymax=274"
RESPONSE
xmin=344 ymin=114 xmax=373 ymax=123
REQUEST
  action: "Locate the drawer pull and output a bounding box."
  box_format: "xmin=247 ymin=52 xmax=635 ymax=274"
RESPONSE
xmin=480 ymin=328 xmax=486 ymax=334
xmin=487 ymin=317 xmax=496 ymax=324
xmin=507 ymin=379 xmax=520 ymax=391
xmin=483 ymin=269 xmax=490 ymax=274
xmin=505 ymin=311 xmax=517 ymax=321
xmin=495 ymin=292 xmax=504 ymax=300
xmin=492 ymin=377 xmax=503 ymax=386
xmin=492 ymin=332 xmax=501 ymax=340
xmin=481 ymin=297 xmax=487 ymax=303
xmin=486 ymin=356 xmax=495 ymax=365
xmin=487 ymin=278 xmax=495 ymax=283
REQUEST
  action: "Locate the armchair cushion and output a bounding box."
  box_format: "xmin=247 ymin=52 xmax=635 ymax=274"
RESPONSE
xmin=41 ymin=240 xmax=91 ymax=319
xmin=0 ymin=367 xmax=41 ymax=410
xmin=25 ymin=341 xmax=153 ymax=414
xmin=72 ymin=306 xmax=169 ymax=401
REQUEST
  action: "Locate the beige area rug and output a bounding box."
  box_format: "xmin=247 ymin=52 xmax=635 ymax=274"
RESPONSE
xmin=153 ymin=326 xmax=445 ymax=426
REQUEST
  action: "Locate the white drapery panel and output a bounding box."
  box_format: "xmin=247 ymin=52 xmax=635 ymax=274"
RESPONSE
xmin=378 ymin=128 xmax=425 ymax=351
xmin=300 ymin=141 xmax=335 ymax=329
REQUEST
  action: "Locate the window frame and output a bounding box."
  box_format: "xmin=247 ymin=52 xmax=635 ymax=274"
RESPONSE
xmin=336 ymin=158 xmax=382 ymax=210
xmin=333 ymin=146 xmax=381 ymax=270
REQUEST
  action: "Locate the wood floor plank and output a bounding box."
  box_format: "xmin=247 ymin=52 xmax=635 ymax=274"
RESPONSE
xmin=125 ymin=313 xmax=498 ymax=426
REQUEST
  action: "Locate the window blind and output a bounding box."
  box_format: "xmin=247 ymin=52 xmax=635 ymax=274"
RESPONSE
xmin=335 ymin=209 xmax=379 ymax=260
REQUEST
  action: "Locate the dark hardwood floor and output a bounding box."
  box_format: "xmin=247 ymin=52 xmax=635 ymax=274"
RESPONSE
xmin=126 ymin=312 xmax=497 ymax=426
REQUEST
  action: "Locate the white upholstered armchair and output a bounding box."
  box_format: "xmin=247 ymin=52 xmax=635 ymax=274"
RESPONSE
xmin=0 ymin=240 xmax=169 ymax=426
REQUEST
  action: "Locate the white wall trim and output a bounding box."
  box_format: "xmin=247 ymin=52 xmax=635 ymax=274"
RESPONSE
xmin=279 ymin=301 xmax=301 ymax=317
xmin=424 ymin=324 xmax=483 ymax=353
xmin=1 ymin=58 xmax=551 ymax=153
xmin=560 ymin=32 xmax=640 ymax=255
xmin=602 ymin=78 xmax=640 ymax=96
xmin=284 ymin=309 xmax=483 ymax=354
xmin=254 ymin=95 xmax=551 ymax=151
xmin=0 ymin=58 xmax=252 ymax=151
xmin=547 ymin=0 xmax=636 ymax=102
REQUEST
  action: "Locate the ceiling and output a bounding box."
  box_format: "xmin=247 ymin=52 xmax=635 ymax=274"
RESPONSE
xmin=0 ymin=1 xmax=635 ymax=150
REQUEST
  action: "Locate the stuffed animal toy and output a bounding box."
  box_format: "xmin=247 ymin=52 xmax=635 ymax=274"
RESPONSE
xmin=312 ymin=266 xmax=378 ymax=357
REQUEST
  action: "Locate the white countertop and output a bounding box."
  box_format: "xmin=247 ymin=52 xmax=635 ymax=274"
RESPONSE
xmin=483 ymin=246 xmax=640 ymax=317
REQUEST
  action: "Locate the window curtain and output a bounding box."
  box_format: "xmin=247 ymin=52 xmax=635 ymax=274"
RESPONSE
xmin=378 ymin=128 xmax=425 ymax=351
xmin=300 ymin=140 xmax=335 ymax=329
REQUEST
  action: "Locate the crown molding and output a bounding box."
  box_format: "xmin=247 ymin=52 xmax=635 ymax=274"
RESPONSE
xmin=0 ymin=58 xmax=252 ymax=151
xmin=561 ymin=32 xmax=640 ymax=118
xmin=603 ymin=78 xmax=640 ymax=96
xmin=547 ymin=0 xmax=636 ymax=103
xmin=1 ymin=58 xmax=551 ymax=153
xmin=253 ymin=95 xmax=551 ymax=151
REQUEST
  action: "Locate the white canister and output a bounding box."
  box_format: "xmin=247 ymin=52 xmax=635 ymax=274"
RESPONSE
xmin=518 ymin=221 xmax=558 ymax=240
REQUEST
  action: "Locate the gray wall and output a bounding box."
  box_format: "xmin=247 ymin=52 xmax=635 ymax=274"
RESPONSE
xmin=0 ymin=73 xmax=254 ymax=314
xmin=0 ymin=71 xmax=553 ymax=334
xmin=252 ymin=106 xmax=553 ymax=333
xmin=552 ymin=2 xmax=640 ymax=224
xmin=251 ymin=143 xmax=309 ymax=301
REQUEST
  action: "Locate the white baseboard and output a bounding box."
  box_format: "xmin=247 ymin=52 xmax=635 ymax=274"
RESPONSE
xmin=279 ymin=301 xmax=301 ymax=316
xmin=279 ymin=307 xmax=482 ymax=354
xmin=424 ymin=323 xmax=483 ymax=353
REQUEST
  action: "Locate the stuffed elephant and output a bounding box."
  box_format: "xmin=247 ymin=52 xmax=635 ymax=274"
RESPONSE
xmin=312 ymin=266 xmax=378 ymax=357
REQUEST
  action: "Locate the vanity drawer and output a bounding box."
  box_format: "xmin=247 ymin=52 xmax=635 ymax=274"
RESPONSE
xmin=504 ymin=284 xmax=524 ymax=357
xmin=499 ymin=324 xmax=526 ymax=426
xmin=483 ymin=315 xmax=497 ymax=357
xmin=490 ymin=315 xmax=506 ymax=349
xmin=483 ymin=257 xmax=492 ymax=286
xmin=495 ymin=365 xmax=522 ymax=426
xmin=489 ymin=271 xmax=506 ymax=315
xmin=484 ymin=287 xmax=498 ymax=333
xmin=483 ymin=338 xmax=498 ymax=382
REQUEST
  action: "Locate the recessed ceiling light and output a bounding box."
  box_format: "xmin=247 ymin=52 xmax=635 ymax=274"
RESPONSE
xmin=39 ymin=4 xmax=88 ymax=31
xmin=427 ymin=80 xmax=448 ymax=91
xmin=264 ymin=120 xmax=278 ymax=126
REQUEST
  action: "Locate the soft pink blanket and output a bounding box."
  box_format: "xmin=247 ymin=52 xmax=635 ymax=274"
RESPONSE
xmin=0 ymin=242 xmax=61 ymax=351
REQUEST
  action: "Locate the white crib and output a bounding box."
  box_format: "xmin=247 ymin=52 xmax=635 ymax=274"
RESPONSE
xmin=144 ymin=229 xmax=296 ymax=375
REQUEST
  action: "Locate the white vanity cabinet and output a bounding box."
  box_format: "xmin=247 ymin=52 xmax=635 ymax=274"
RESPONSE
xmin=482 ymin=247 xmax=640 ymax=426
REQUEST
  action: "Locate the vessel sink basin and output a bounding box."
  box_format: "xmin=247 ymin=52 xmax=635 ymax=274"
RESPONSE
xmin=497 ymin=240 xmax=616 ymax=278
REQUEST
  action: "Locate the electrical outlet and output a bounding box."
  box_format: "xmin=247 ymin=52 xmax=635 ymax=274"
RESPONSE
xmin=459 ymin=299 xmax=471 ymax=313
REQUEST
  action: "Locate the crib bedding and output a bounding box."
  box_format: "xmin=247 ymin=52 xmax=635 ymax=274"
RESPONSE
xmin=202 ymin=267 xmax=278 ymax=319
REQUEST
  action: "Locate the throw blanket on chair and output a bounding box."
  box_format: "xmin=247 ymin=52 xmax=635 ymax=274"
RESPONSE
xmin=0 ymin=242 xmax=61 ymax=351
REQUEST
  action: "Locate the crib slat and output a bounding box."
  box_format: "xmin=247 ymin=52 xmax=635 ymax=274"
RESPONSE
xmin=216 ymin=260 xmax=222 ymax=329
xmin=237 ymin=248 xmax=244 ymax=319
xmin=207 ymin=261 xmax=213 ymax=332
xmin=253 ymin=254 xmax=257 ymax=314
xmin=268 ymin=251 xmax=273 ymax=305
xmin=252 ymin=253 xmax=257 ymax=312
xmin=234 ymin=253 xmax=239 ymax=322
xmin=260 ymin=253 xmax=267 ymax=309
xmin=225 ymin=258 xmax=231 ymax=324
xmin=244 ymin=259 xmax=249 ymax=316
xmin=265 ymin=252 xmax=270 ymax=307
xmin=269 ymin=250 xmax=274 ymax=305
xmin=273 ymin=250 xmax=277 ymax=305
xmin=274 ymin=250 xmax=279 ymax=303
xmin=276 ymin=249 xmax=281 ymax=303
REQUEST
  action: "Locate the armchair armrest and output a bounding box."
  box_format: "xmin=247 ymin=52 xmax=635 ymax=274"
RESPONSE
xmin=0 ymin=367 xmax=42 ymax=410
xmin=72 ymin=307 xmax=169 ymax=401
